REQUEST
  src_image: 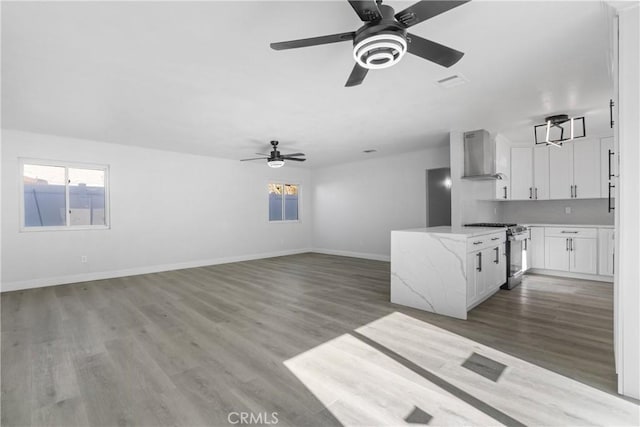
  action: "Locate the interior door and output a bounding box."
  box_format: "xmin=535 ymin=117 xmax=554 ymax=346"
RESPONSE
xmin=510 ymin=147 xmax=533 ymax=200
xmin=573 ymin=140 xmax=601 ymax=199
xmin=545 ymin=236 xmax=570 ymax=271
xmin=570 ymin=237 xmax=598 ymax=274
xmin=533 ymin=145 xmax=550 ymax=199
xmin=549 ymin=144 xmax=573 ymax=199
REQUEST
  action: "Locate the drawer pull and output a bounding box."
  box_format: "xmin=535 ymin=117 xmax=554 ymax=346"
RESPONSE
xmin=473 ymin=241 xmax=483 ymax=245
xmin=560 ymin=231 xmax=579 ymax=234
xmin=491 ymin=237 xmax=500 ymax=241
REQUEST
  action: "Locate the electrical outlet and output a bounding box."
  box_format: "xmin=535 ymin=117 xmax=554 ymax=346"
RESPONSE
xmin=565 ymin=207 xmax=572 ymax=214
xmin=81 ymin=255 xmax=87 ymax=263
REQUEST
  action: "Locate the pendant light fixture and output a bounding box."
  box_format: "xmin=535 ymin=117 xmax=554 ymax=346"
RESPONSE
xmin=534 ymin=114 xmax=586 ymax=147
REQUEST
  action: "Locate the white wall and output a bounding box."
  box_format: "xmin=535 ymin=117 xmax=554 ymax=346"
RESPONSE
xmin=311 ymin=146 xmax=450 ymax=261
xmin=1 ymin=130 xmax=312 ymax=291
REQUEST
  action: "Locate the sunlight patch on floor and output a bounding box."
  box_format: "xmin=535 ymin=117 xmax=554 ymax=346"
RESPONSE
xmin=284 ymin=312 xmax=639 ymax=426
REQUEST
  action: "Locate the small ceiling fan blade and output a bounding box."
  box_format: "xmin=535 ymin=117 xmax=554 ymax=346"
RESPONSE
xmin=282 ymin=157 xmax=306 ymax=162
xmin=395 ymin=1 xmax=469 ymax=28
xmin=255 ymin=152 xmax=271 ymax=156
xmin=348 ymin=0 xmax=382 ymax=21
xmin=345 ymin=63 xmax=368 ymax=87
xmin=281 ymin=152 xmax=305 ymax=157
xmin=240 ymin=157 xmax=269 ymax=161
xmin=406 ymin=33 xmax=464 ymax=67
xmin=270 ymin=32 xmax=355 ymax=50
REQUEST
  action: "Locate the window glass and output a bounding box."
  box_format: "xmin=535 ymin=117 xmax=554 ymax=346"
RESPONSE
xmin=69 ymin=168 xmax=106 ymax=226
xmin=269 ymin=183 xmax=283 ymax=221
xmin=284 ymin=184 xmax=299 ymax=221
xmin=23 ymin=164 xmax=66 ymax=227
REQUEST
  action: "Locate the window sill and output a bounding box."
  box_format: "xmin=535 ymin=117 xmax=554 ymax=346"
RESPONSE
xmin=268 ymin=220 xmax=301 ymax=224
xmin=20 ymin=225 xmax=111 ymax=232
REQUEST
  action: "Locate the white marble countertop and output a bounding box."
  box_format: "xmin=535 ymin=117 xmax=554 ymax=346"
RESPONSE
xmin=524 ymin=223 xmax=614 ymax=228
xmin=393 ymin=226 xmax=507 ymax=238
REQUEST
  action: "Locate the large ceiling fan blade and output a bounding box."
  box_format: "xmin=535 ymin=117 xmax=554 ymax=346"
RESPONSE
xmin=255 ymin=152 xmax=271 ymax=156
xmin=406 ymin=33 xmax=464 ymax=67
xmin=348 ymin=0 xmax=382 ymax=21
xmin=240 ymin=157 xmax=269 ymax=161
xmin=270 ymin=32 xmax=355 ymax=50
xmin=395 ymin=1 xmax=469 ymax=28
xmin=345 ymin=63 xmax=369 ymax=87
xmin=283 ymin=157 xmax=306 ymax=162
xmin=281 ymin=152 xmax=305 ymax=157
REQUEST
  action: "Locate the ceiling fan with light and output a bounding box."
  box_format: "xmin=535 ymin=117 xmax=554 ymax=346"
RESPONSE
xmin=270 ymin=0 xmax=469 ymax=87
xmin=240 ymin=140 xmax=306 ymax=168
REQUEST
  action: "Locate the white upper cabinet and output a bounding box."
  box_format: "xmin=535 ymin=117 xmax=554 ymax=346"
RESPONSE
xmin=510 ymin=147 xmax=533 ymax=200
xmin=494 ymin=135 xmax=511 ymax=200
xmin=549 ymin=144 xmax=574 ymax=199
xmin=533 ymin=146 xmax=550 ymax=200
xmin=573 ymin=140 xmax=601 ymax=199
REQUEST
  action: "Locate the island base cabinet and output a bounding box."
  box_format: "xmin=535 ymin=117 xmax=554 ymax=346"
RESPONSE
xmin=467 ymin=244 xmax=506 ymax=309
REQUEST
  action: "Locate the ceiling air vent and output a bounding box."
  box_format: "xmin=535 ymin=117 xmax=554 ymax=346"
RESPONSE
xmin=436 ymin=74 xmax=469 ymax=89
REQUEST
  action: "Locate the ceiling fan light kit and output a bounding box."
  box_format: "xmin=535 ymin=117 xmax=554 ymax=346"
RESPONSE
xmin=534 ymin=114 xmax=586 ymax=147
xmin=353 ymin=33 xmax=407 ymax=70
xmin=267 ymin=159 xmax=285 ymax=168
xmin=270 ymin=0 xmax=469 ymax=87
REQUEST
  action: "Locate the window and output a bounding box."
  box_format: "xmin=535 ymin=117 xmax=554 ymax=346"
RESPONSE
xmin=20 ymin=159 xmax=109 ymax=230
xmin=268 ymin=183 xmax=299 ymax=221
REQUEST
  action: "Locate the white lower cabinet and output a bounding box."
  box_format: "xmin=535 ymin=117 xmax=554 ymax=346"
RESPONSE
xmin=543 ymin=227 xmax=598 ymax=274
xmin=528 ymin=227 xmax=545 ymax=269
xmin=545 ymin=236 xmax=571 ymax=271
xmin=466 ymin=232 xmax=506 ymax=309
xmin=598 ymin=228 xmax=615 ymax=276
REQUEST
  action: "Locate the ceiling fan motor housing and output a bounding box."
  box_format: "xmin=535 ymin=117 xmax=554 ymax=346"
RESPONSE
xmin=353 ymin=5 xmax=407 ymax=70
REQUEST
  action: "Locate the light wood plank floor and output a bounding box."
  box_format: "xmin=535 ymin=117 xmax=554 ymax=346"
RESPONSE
xmin=0 ymin=253 xmax=631 ymax=426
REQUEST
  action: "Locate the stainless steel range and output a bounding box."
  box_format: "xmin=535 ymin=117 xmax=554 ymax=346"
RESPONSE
xmin=464 ymin=223 xmax=529 ymax=289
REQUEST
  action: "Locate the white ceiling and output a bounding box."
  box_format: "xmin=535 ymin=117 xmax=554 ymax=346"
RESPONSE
xmin=1 ymin=1 xmax=614 ymax=167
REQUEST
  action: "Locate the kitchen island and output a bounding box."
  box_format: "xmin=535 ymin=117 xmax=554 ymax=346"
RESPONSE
xmin=390 ymin=226 xmax=507 ymax=320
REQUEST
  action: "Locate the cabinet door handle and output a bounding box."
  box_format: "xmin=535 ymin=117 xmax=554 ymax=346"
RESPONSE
xmin=608 ymin=149 xmax=615 ymax=179
xmin=608 ymin=182 xmax=615 ymax=212
xmin=494 ymin=247 xmax=500 ymax=264
xmin=524 ymin=238 xmax=528 ymax=251
xmin=566 ymin=238 xmax=569 ymax=251
xmin=610 ymin=99 xmax=615 ymax=128
xmin=503 ymin=186 xmax=507 ymax=199
xmin=574 ymin=185 xmax=577 ymax=198
xmin=570 ymin=238 xmax=573 ymax=251
xmin=529 ymin=187 xmax=532 ymax=199
xmin=477 ymin=252 xmax=482 ymax=272
xmin=535 ymin=187 xmax=538 ymax=199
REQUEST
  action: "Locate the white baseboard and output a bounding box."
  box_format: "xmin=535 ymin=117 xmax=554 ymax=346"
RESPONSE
xmin=0 ymin=248 xmax=313 ymax=293
xmin=527 ymin=268 xmax=614 ymax=283
xmin=311 ymin=248 xmax=391 ymax=262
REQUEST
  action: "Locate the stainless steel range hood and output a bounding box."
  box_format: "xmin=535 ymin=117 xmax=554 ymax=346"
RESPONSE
xmin=462 ymin=129 xmax=505 ymax=180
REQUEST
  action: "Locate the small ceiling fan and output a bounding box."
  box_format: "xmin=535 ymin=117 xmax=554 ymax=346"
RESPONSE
xmin=240 ymin=141 xmax=306 ymax=168
xmin=270 ymin=0 xmax=469 ymax=87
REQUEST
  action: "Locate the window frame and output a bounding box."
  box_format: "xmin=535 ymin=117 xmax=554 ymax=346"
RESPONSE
xmin=19 ymin=158 xmax=111 ymax=232
xmin=267 ymin=182 xmax=301 ymax=223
